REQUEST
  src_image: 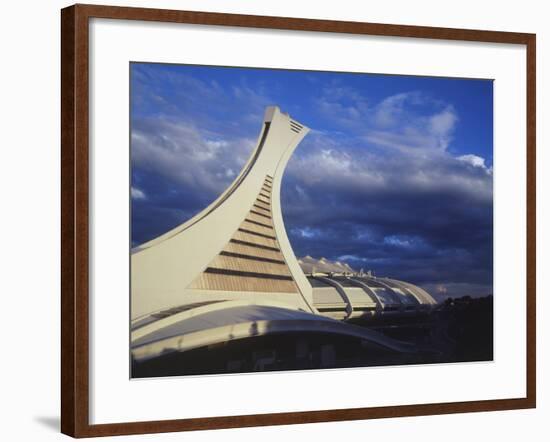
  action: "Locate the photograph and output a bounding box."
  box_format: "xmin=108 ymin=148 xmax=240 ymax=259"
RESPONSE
xmin=129 ymin=63 xmax=494 ymax=378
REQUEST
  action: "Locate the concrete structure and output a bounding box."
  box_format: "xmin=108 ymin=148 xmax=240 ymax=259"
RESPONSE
xmin=132 ymin=106 xmax=314 ymax=320
xmin=131 ymin=106 xmax=437 ymax=373
xmin=302 ymin=257 xmax=437 ymax=321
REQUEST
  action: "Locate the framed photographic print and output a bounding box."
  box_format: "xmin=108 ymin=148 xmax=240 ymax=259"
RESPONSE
xmin=61 ymin=3 xmax=536 ymax=437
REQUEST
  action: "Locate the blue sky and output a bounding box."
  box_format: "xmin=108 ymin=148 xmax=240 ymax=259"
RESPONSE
xmin=130 ymin=63 xmax=493 ymax=299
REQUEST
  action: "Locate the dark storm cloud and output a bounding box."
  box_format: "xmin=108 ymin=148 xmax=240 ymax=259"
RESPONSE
xmin=281 ymin=129 xmax=493 ymax=297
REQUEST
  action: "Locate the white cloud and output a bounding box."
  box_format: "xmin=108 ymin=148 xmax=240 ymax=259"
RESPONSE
xmin=291 ymin=226 xmax=322 ymax=238
xmin=373 ymin=92 xmax=419 ymax=127
xmin=429 ymin=105 xmax=459 ymax=150
xmin=430 ymin=105 xmax=458 ymax=136
xmin=384 ymin=235 xmax=413 ymax=248
xmin=458 ymin=154 xmax=487 ymax=169
xmin=368 ymin=95 xmax=459 ymax=154
xmin=131 ymin=118 xmax=255 ymax=195
xmin=314 ymin=88 xmax=460 ymax=156
xmin=287 ymin=127 xmax=493 ymax=204
xmin=364 ymin=129 xmax=441 ymax=153
xmin=315 ymin=82 xmax=369 ymax=126
xmin=131 ymin=187 xmax=147 ymax=200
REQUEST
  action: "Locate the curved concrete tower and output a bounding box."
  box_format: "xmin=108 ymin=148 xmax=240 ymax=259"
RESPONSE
xmin=131 ymin=106 xmax=314 ymax=319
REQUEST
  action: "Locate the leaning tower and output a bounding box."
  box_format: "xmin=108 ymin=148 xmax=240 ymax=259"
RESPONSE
xmin=131 ymin=106 xmax=314 ymax=319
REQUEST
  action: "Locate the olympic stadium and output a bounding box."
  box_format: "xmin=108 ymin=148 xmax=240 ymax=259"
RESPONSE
xmin=130 ymin=106 xmax=490 ymax=377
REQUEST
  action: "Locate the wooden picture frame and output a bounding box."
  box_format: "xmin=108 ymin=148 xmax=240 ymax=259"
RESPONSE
xmin=61 ymin=3 xmax=536 ymax=437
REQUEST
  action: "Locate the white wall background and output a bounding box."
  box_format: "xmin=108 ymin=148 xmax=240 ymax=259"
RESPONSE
xmin=0 ymin=0 xmax=546 ymax=440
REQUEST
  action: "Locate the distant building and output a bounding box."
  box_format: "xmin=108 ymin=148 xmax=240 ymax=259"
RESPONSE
xmin=131 ymin=106 xmax=437 ymax=376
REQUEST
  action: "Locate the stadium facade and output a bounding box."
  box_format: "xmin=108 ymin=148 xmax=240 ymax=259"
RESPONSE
xmin=131 ymin=106 xmax=437 ymax=376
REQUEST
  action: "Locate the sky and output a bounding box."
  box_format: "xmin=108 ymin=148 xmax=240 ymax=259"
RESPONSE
xmin=130 ymin=63 xmax=493 ymax=299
